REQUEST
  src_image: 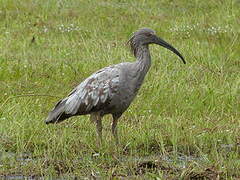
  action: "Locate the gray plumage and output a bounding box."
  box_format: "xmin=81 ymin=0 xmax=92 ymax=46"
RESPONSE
xmin=45 ymin=28 xmax=186 ymax=144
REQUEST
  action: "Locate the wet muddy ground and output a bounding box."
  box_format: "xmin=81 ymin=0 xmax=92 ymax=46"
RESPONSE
xmin=0 ymin=149 xmax=227 ymax=179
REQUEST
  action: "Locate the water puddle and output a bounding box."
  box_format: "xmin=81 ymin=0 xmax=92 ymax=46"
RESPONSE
xmin=1 ymin=175 xmax=38 ymax=180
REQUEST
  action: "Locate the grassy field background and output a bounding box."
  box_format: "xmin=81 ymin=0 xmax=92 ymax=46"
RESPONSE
xmin=0 ymin=0 xmax=239 ymax=179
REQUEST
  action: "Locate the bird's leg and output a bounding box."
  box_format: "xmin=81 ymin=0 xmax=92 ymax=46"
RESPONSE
xmin=95 ymin=113 xmax=103 ymax=145
xmin=90 ymin=113 xmax=96 ymax=123
xmin=96 ymin=118 xmax=102 ymax=143
xmin=90 ymin=112 xmax=102 ymax=146
xmin=112 ymin=115 xmax=120 ymax=145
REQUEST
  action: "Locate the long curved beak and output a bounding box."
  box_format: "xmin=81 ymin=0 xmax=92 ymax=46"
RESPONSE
xmin=155 ymin=36 xmax=186 ymax=64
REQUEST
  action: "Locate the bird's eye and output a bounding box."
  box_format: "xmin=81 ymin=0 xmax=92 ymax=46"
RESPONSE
xmin=146 ymin=33 xmax=152 ymax=37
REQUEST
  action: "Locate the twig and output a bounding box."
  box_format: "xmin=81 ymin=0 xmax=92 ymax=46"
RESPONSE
xmin=0 ymin=94 xmax=60 ymax=110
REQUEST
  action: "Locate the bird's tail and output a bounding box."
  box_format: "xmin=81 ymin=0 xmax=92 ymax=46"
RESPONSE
xmin=45 ymin=99 xmax=71 ymax=124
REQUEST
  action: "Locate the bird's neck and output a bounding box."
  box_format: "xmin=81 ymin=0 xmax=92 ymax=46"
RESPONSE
xmin=135 ymin=45 xmax=151 ymax=77
xmin=130 ymin=45 xmax=151 ymax=93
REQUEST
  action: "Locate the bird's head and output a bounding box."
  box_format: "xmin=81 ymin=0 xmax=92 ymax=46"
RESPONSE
xmin=128 ymin=28 xmax=186 ymax=64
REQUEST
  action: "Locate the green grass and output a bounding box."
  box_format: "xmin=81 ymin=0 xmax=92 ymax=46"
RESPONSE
xmin=0 ymin=0 xmax=239 ymax=178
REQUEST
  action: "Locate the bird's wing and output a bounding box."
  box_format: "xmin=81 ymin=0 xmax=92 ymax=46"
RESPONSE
xmin=64 ymin=65 xmax=120 ymax=115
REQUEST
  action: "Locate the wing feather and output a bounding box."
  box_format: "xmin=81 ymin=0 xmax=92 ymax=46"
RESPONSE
xmin=65 ymin=66 xmax=120 ymax=115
